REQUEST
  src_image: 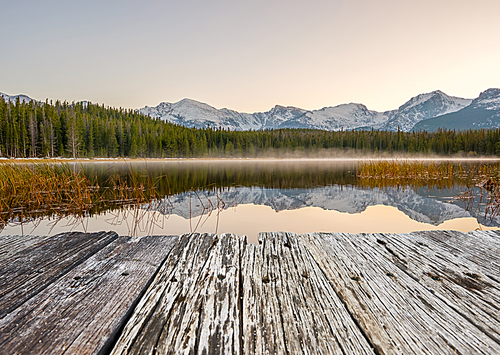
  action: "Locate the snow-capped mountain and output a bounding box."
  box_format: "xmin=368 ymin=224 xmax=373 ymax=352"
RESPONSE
xmin=151 ymin=185 xmax=477 ymax=226
xmin=0 ymin=92 xmax=36 ymax=104
xmin=139 ymin=98 xmax=261 ymax=130
xmin=256 ymin=105 xmax=308 ymax=129
xmin=138 ymin=90 xmax=475 ymax=132
xmin=280 ymin=103 xmax=387 ymax=131
xmin=380 ymin=90 xmax=472 ymax=131
xmin=413 ymin=88 xmax=500 ymax=131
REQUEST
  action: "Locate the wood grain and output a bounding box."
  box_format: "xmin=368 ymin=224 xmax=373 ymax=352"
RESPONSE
xmin=0 ymin=231 xmax=119 ymax=319
xmin=301 ymin=231 xmax=500 ymax=355
xmin=242 ymin=231 xmax=375 ymax=355
xmin=0 ymin=234 xmax=49 ymax=262
xmin=110 ymin=232 xmax=244 ymax=355
xmin=0 ymin=235 xmax=178 ymax=355
xmin=1 ymin=230 xmax=499 ymax=355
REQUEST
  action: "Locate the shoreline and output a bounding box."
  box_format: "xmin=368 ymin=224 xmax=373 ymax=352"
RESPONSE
xmin=2 ymin=156 xmax=500 ymax=163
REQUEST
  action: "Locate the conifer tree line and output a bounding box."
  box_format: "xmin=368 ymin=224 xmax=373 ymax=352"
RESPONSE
xmin=2 ymin=96 xmax=500 ymax=158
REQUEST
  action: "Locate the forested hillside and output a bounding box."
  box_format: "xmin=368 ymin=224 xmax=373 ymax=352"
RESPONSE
xmin=1 ymin=97 xmax=500 ymax=158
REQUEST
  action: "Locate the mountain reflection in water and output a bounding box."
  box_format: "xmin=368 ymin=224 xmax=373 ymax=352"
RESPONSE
xmin=1 ymin=159 xmax=498 ymax=241
xmin=158 ymin=185 xmax=473 ymax=226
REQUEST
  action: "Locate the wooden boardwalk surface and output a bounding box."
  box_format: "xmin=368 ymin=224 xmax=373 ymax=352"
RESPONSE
xmin=0 ymin=230 xmax=499 ymax=354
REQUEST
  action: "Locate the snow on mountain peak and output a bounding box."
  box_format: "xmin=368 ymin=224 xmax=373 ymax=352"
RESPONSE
xmin=379 ymin=90 xmax=472 ymax=131
xmin=0 ymin=92 xmax=36 ymax=104
xmin=474 ymin=88 xmax=500 ymax=110
xmin=137 ymin=91 xmax=476 ymax=132
xmin=478 ymin=88 xmax=500 ymax=99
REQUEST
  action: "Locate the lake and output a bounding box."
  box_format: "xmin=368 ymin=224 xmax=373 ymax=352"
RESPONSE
xmin=1 ymin=158 xmax=499 ymax=244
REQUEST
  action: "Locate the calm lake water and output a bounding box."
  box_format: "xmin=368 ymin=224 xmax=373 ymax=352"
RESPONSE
xmin=2 ymin=159 xmax=499 ymax=244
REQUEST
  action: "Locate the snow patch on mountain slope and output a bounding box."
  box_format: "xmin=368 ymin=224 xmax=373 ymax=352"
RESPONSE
xmin=472 ymin=88 xmax=500 ymax=110
xmin=303 ymin=104 xmax=387 ymax=131
xmin=139 ymin=98 xmax=261 ymax=130
xmin=138 ymin=90 xmax=475 ymax=132
xmin=380 ymin=91 xmax=472 ymax=131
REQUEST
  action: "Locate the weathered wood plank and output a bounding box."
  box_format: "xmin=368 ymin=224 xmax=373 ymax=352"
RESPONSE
xmin=0 ymin=234 xmax=50 ymax=262
xmin=301 ymin=232 xmax=500 ymax=355
xmin=373 ymin=230 xmax=500 ymax=346
xmin=111 ymin=232 xmax=244 ymax=355
xmin=1 ymin=230 xmax=498 ymax=355
xmin=0 ymin=235 xmax=178 ymax=355
xmin=410 ymin=230 xmax=500 ymax=277
xmin=242 ymin=232 xmax=375 ymax=355
xmin=0 ymin=231 xmax=119 ymax=319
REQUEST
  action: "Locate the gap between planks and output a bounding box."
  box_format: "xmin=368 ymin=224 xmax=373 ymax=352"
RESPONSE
xmin=1 ymin=230 xmax=499 ymax=355
xmin=0 ymin=232 xmax=178 ymax=355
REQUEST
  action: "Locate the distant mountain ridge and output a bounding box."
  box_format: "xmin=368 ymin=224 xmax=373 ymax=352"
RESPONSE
xmin=413 ymin=89 xmax=500 ymax=131
xmin=379 ymin=90 xmax=472 ymax=131
xmin=138 ymin=90 xmax=477 ymax=132
xmin=4 ymin=89 xmax=500 ymax=131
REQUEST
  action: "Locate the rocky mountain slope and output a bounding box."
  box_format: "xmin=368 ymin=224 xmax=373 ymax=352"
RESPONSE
xmin=379 ymin=90 xmax=471 ymax=131
xmin=413 ymin=88 xmax=500 ymax=131
xmin=138 ymin=90 xmax=473 ymax=132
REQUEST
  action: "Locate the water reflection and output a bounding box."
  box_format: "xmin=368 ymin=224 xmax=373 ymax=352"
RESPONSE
xmin=159 ymin=185 xmax=474 ymax=225
xmin=1 ymin=159 xmax=498 ymax=239
xmin=79 ymin=159 xmax=358 ymax=192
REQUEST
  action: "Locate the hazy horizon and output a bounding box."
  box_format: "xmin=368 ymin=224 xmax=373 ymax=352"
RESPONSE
xmin=1 ymin=0 xmax=499 ymax=112
xmin=0 ymin=88 xmax=482 ymax=113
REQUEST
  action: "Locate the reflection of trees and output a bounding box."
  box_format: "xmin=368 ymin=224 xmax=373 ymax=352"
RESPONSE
xmin=4 ymin=161 xmax=500 ymax=233
xmin=82 ymin=161 xmax=358 ymax=196
xmin=1 ymin=161 xmax=357 ymax=232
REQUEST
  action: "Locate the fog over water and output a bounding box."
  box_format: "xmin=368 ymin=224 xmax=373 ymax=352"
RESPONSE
xmin=1 ymin=159 xmax=498 ymax=243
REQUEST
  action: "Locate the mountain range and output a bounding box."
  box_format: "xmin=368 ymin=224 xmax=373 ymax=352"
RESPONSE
xmin=139 ymin=89 xmax=500 ymax=132
xmin=3 ymin=89 xmax=500 ymax=132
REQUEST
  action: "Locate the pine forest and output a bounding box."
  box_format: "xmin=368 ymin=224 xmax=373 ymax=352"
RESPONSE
xmin=2 ymin=97 xmax=500 ymax=158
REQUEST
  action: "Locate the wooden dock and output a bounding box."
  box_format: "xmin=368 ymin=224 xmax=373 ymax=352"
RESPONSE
xmin=0 ymin=230 xmax=499 ymax=354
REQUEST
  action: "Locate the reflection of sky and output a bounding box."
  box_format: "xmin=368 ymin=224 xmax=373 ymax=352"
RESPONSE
xmin=2 ymin=160 xmax=500 ymax=241
xmin=153 ymin=185 xmax=482 ymax=225
xmin=2 ymin=183 xmax=498 ymax=245
xmin=0 ymin=204 xmax=493 ymax=245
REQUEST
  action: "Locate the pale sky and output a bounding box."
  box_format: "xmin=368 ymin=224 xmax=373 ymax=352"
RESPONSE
xmin=1 ymin=0 xmax=499 ymax=112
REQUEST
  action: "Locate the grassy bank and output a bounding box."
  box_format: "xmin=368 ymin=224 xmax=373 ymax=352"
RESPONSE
xmin=0 ymin=162 xmax=93 ymax=224
xmin=0 ymin=162 xmax=164 ymax=230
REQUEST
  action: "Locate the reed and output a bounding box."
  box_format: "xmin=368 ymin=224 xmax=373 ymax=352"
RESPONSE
xmin=0 ymin=161 xmax=227 ymax=236
xmin=357 ymin=160 xmax=500 ymax=223
xmin=0 ymin=162 xmax=169 ymax=235
xmin=357 ymin=160 xmax=456 ymax=188
xmin=0 ymin=162 xmax=94 ymax=225
xmin=357 ymin=160 xmax=500 ymax=188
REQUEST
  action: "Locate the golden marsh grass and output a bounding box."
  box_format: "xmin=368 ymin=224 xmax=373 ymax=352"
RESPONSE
xmin=357 ymin=160 xmax=500 ymax=223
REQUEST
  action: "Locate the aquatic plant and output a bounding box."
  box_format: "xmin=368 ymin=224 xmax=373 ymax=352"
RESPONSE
xmin=0 ymin=161 xmax=228 ymax=236
xmin=0 ymin=162 xmax=167 ymax=235
xmin=0 ymin=162 xmax=94 ymax=227
xmin=357 ymin=160 xmax=500 ymax=223
xmin=357 ymin=160 xmax=500 ymax=187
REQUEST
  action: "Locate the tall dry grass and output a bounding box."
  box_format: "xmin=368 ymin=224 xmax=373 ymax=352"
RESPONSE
xmin=0 ymin=162 xmax=169 ymax=235
xmin=357 ymin=160 xmax=500 ymax=188
xmin=0 ymin=162 xmax=94 ymax=225
xmin=357 ymin=160 xmax=500 ymax=223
